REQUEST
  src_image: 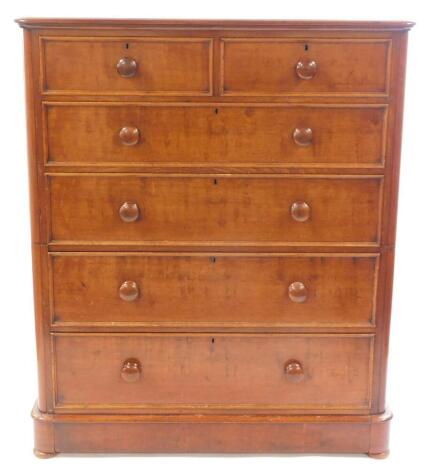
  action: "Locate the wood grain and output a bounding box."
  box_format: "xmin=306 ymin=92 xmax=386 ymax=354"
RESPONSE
xmin=221 ymin=39 xmax=391 ymax=96
xmin=18 ymin=18 xmax=411 ymax=457
xmin=41 ymin=37 xmax=213 ymax=95
xmin=44 ymin=103 xmax=387 ymax=166
xmin=48 ymin=175 xmax=383 ymax=244
xmin=53 ymin=333 xmax=373 ymax=412
xmin=49 ymin=253 xmax=378 ymax=328
xmin=31 ymin=403 xmax=392 ymax=456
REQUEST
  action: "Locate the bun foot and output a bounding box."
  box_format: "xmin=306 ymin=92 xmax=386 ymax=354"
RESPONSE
xmin=367 ymin=450 xmax=389 ymax=459
xmin=34 ymin=449 xmax=57 ymax=459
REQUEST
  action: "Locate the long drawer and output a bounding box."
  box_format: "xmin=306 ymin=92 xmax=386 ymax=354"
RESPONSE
xmin=44 ymin=103 xmax=387 ymax=167
xmin=48 ymin=175 xmax=382 ymax=245
xmin=53 ymin=333 xmax=374 ymax=412
xmin=50 ymin=253 xmax=378 ymax=328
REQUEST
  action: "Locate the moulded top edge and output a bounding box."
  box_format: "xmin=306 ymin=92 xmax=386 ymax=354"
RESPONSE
xmin=15 ymin=18 xmax=415 ymax=31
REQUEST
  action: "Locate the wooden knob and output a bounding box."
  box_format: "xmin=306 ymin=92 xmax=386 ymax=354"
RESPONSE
xmin=121 ymin=358 xmax=141 ymax=383
xmin=293 ymin=127 xmax=313 ymax=146
xmin=119 ymin=126 xmax=140 ymax=146
xmin=288 ymin=282 xmax=307 ymax=303
xmin=295 ymin=58 xmax=317 ymax=80
xmin=119 ymin=280 xmax=140 ymax=302
xmin=119 ymin=202 xmax=139 ymax=223
xmin=284 ymin=360 xmax=304 ymax=383
xmin=291 ymin=201 xmax=310 ymax=222
xmin=116 ymin=57 xmax=138 ymax=78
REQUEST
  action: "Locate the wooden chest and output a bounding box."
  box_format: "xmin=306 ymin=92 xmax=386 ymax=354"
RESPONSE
xmin=17 ymin=18 xmax=413 ymax=458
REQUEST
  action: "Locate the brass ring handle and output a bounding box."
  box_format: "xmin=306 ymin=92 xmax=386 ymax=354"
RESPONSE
xmin=284 ymin=360 xmax=304 ymax=383
xmin=121 ymin=358 xmax=141 ymax=383
xmin=119 ymin=280 xmax=140 ymax=302
xmin=119 ymin=126 xmax=140 ymax=146
xmin=291 ymin=201 xmax=310 ymax=222
xmin=293 ymin=127 xmax=313 ymax=146
xmin=119 ymin=202 xmax=140 ymax=223
xmin=288 ymin=282 xmax=308 ymax=303
xmin=117 ymin=57 xmax=138 ymax=78
xmin=295 ymin=58 xmax=317 ymax=80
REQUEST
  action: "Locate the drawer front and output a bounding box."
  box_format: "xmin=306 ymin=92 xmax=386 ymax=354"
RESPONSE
xmin=50 ymin=254 xmax=378 ymax=328
xmin=53 ymin=334 xmax=373 ymax=411
xmin=222 ymin=39 xmax=390 ymax=96
xmin=41 ymin=37 xmax=212 ymax=95
xmin=49 ymin=175 xmax=382 ymax=245
xmin=45 ymin=104 xmax=387 ymax=167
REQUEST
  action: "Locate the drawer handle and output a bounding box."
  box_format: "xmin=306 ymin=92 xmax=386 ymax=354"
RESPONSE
xmin=293 ymin=127 xmax=313 ymax=146
xmin=291 ymin=201 xmax=310 ymax=222
xmin=119 ymin=280 xmax=140 ymax=302
xmin=284 ymin=360 xmax=304 ymax=383
xmin=295 ymin=58 xmax=317 ymax=80
xmin=121 ymin=358 xmax=141 ymax=383
xmin=117 ymin=57 xmax=138 ymax=78
xmin=119 ymin=126 xmax=140 ymax=146
xmin=288 ymin=282 xmax=307 ymax=303
xmin=119 ymin=202 xmax=140 ymax=223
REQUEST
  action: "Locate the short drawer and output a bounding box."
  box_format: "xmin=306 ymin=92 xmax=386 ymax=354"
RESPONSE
xmin=53 ymin=333 xmax=373 ymax=412
xmin=48 ymin=175 xmax=382 ymax=246
xmin=221 ymin=38 xmax=390 ymax=96
xmin=45 ymin=103 xmax=387 ymax=167
xmin=41 ymin=37 xmax=212 ymax=95
xmin=50 ymin=253 xmax=378 ymax=328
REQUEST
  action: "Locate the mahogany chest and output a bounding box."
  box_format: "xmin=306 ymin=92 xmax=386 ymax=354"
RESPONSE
xmin=17 ymin=18 xmax=413 ymax=458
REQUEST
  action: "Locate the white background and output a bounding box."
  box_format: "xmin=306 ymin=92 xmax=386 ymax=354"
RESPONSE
xmin=0 ymin=0 xmax=431 ymax=468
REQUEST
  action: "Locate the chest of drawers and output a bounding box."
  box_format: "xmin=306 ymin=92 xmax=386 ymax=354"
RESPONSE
xmin=17 ymin=18 xmax=413 ymax=458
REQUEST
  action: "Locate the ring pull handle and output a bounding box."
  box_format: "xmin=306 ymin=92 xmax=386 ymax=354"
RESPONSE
xmin=121 ymin=358 xmax=141 ymax=383
xmin=119 ymin=202 xmax=140 ymax=223
xmin=117 ymin=57 xmax=138 ymax=78
xmin=284 ymin=360 xmax=304 ymax=383
xmin=295 ymin=58 xmax=317 ymax=80
xmin=119 ymin=126 xmax=140 ymax=146
xmin=291 ymin=201 xmax=310 ymax=222
xmin=119 ymin=280 xmax=140 ymax=302
xmin=288 ymin=282 xmax=307 ymax=303
xmin=293 ymin=127 xmax=313 ymax=146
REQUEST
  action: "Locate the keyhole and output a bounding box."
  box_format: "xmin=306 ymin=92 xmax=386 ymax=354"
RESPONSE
xmin=304 ymin=43 xmax=309 ymax=51
xmin=210 ymin=257 xmax=217 ymax=263
xmin=213 ymin=179 xmax=218 ymax=185
xmin=125 ymin=43 xmax=129 ymax=49
xmin=211 ymin=338 xmax=215 ymax=344
xmin=214 ymin=108 xmax=219 ymax=114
